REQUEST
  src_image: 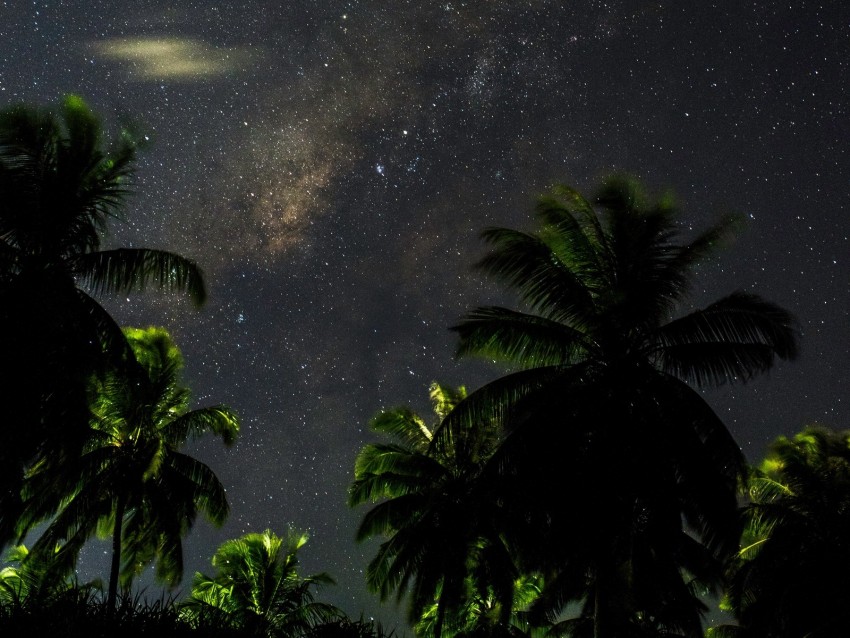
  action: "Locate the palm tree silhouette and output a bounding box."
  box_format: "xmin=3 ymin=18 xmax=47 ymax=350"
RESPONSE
xmin=438 ymin=177 xmax=799 ymax=637
xmin=350 ymin=383 xmax=514 ymax=638
xmin=720 ymin=426 xmax=850 ymax=637
xmin=0 ymin=96 xmax=207 ymax=542
xmin=185 ymin=528 xmax=342 ymax=637
xmin=17 ymin=326 xmax=238 ymax=610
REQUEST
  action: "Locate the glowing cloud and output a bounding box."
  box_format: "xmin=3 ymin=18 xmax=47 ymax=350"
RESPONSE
xmin=92 ymin=36 xmax=252 ymax=80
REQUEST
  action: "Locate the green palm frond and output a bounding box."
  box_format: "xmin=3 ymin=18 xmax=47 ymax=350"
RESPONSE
xmin=476 ymin=227 xmax=596 ymax=325
xmin=351 ymin=383 xmax=515 ymax=638
xmin=0 ymin=95 xmax=135 ymax=256
xmin=548 ymin=184 xmax=608 ymax=247
xmin=369 ymin=408 xmax=433 ymax=450
xmin=452 ymin=306 xmax=591 ymax=366
xmin=162 ymin=406 xmax=240 ymax=447
xmin=535 ymin=197 xmax=607 ymax=286
xmin=349 ymin=445 xmax=446 ymax=506
xmin=166 ymin=451 xmax=230 ymax=524
xmin=429 ymin=382 xmax=467 ymax=421
xmin=1 ymin=97 xmax=212 ymax=552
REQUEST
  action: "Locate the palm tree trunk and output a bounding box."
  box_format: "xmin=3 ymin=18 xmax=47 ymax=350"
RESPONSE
xmin=593 ymin=587 xmax=601 ymax=638
xmin=107 ymin=496 xmax=126 ymax=611
xmin=594 ymin=566 xmax=608 ymax=638
xmin=434 ymin=585 xmax=448 ymax=638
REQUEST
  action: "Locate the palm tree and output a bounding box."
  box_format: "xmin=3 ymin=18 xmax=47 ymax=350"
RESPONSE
xmin=0 ymin=544 xmax=88 ymax=609
xmin=719 ymin=426 xmax=850 ymax=637
xmin=350 ymin=382 xmax=516 ymax=638
xmin=438 ymin=177 xmax=798 ymax=637
xmin=17 ymin=326 xmax=238 ymax=610
xmin=415 ymin=574 xmax=544 ymax=638
xmin=184 ymin=528 xmax=342 ymax=637
xmin=0 ymin=95 xmax=206 ymax=542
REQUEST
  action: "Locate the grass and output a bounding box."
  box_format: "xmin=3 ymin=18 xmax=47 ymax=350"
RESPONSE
xmin=0 ymin=588 xmax=394 ymax=638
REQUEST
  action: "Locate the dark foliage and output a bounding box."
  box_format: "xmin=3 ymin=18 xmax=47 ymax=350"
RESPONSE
xmin=720 ymin=426 xmax=850 ymax=637
xmin=0 ymin=589 xmax=245 ymax=638
xmin=437 ymin=177 xmax=799 ymax=637
xmin=0 ymin=96 xmax=206 ymax=543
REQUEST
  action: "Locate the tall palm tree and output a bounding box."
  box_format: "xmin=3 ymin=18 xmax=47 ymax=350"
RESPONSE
xmin=350 ymin=383 xmax=515 ymax=638
xmin=0 ymin=95 xmax=206 ymax=542
xmin=438 ymin=177 xmax=799 ymax=637
xmin=17 ymin=326 xmax=238 ymax=610
xmin=719 ymin=426 xmax=850 ymax=637
xmin=184 ymin=528 xmax=342 ymax=637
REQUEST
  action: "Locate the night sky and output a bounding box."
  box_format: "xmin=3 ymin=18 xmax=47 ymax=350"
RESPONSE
xmin=1 ymin=0 xmax=847 ymax=628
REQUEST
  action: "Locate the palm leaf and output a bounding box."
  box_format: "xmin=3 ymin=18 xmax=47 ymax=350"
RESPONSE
xmin=75 ymin=247 xmax=207 ymax=305
xmin=452 ymin=306 xmax=591 ymax=367
xmin=161 ymin=405 xmax=240 ymax=447
xmin=476 ymin=227 xmax=596 ymax=325
xmin=653 ymin=291 xmax=799 ymax=386
xmin=369 ymin=407 xmax=433 ymax=450
xmin=354 ymin=493 xmax=429 ymax=541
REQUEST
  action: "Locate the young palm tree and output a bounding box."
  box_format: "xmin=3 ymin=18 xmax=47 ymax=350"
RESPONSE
xmin=0 ymin=95 xmax=206 ymax=542
xmin=17 ymin=326 xmax=238 ymax=610
xmin=415 ymin=574 xmax=544 ymax=638
xmin=350 ymin=383 xmax=515 ymax=638
xmin=438 ymin=177 xmax=799 ymax=638
xmin=0 ymin=544 xmax=88 ymax=609
xmin=184 ymin=528 xmax=342 ymax=637
xmin=719 ymin=426 xmax=850 ymax=637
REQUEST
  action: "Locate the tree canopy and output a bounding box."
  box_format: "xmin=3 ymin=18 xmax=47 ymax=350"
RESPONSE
xmin=17 ymin=326 xmax=238 ymax=609
xmin=436 ymin=177 xmax=799 ymax=637
xmin=0 ymin=95 xmax=207 ymax=543
xmin=185 ymin=529 xmax=342 ymax=637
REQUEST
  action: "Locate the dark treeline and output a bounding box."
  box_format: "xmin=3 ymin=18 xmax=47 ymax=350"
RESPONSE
xmin=0 ymin=96 xmax=845 ymax=638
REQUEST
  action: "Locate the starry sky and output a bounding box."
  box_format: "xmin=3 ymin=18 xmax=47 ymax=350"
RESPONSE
xmin=1 ymin=0 xmax=847 ymax=628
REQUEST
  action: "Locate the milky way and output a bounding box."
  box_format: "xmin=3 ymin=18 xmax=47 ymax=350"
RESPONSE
xmin=1 ymin=0 xmax=847 ymax=627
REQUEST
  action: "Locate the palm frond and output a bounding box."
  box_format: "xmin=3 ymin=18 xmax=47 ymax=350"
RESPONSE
xmin=672 ymin=213 xmax=742 ymax=271
xmin=369 ymin=407 xmax=433 ymax=450
xmin=349 ymin=445 xmax=447 ymax=506
xmin=354 ymin=493 xmax=428 ymax=541
xmin=429 ymin=382 xmax=467 ymax=422
xmin=161 ymin=405 xmax=240 ymax=447
xmin=166 ymin=452 xmax=230 ymax=525
xmin=432 ymin=365 xmax=572 ymax=456
xmin=452 ymin=306 xmax=591 ymax=367
xmin=75 ymin=248 xmax=207 ymax=306
xmin=534 ymin=194 xmax=607 ymax=288
xmin=476 ymin=228 xmax=596 ymax=324
xmin=653 ymin=291 xmax=799 ymax=386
